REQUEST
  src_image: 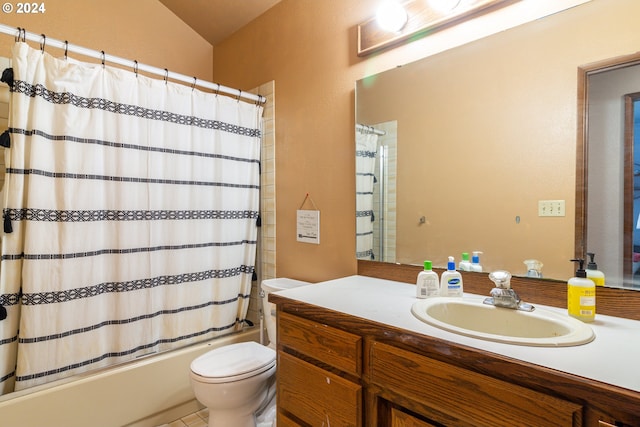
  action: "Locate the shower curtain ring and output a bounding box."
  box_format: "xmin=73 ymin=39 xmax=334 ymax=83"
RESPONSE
xmin=191 ymin=76 xmax=197 ymax=91
xmin=100 ymin=51 xmax=105 ymax=68
xmin=15 ymin=27 xmax=25 ymax=43
xmin=63 ymin=40 xmax=68 ymax=60
xmin=236 ymin=90 xmax=242 ymax=102
xmin=164 ymin=68 xmax=168 ymax=84
xmin=133 ymin=60 xmax=138 ymax=77
xmin=214 ymin=83 xmax=220 ymax=97
xmin=39 ymin=34 xmax=46 ymax=54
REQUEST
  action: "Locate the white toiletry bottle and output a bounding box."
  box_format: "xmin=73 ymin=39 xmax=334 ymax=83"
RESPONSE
xmin=586 ymin=252 xmax=605 ymax=287
xmin=458 ymin=252 xmax=472 ymax=271
xmin=471 ymin=251 xmax=483 ymax=272
xmin=440 ymin=256 xmax=463 ymax=297
xmin=416 ymin=260 xmax=440 ymax=299
xmin=568 ymin=259 xmax=596 ymax=322
xmin=524 ymin=259 xmax=543 ymax=278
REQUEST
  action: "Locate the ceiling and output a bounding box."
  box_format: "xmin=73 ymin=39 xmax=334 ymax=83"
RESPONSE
xmin=159 ymin=0 xmax=282 ymax=46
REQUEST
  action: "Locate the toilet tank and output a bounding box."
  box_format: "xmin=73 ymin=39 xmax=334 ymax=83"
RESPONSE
xmin=261 ymin=278 xmax=310 ymax=348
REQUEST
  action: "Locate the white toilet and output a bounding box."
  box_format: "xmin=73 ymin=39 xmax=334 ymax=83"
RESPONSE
xmin=189 ymin=278 xmax=310 ymax=427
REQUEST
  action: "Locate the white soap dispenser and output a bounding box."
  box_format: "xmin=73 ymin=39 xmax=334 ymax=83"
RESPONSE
xmin=458 ymin=252 xmax=472 ymax=271
xmin=471 ymin=251 xmax=483 ymax=272
xmin=416 ymin=260 xmax=440 ymax=299
xmin=524 ymin=259 xmax=543 ymax=278
xmin=440 ymin=256 xmax=463 ymax=297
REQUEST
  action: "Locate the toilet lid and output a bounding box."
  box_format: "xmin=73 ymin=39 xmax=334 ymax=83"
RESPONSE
xmin=190 ymin=342 xmax=276 ymax=381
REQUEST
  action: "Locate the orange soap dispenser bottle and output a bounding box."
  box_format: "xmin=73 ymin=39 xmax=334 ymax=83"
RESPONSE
xmin=568 ymin=259 xmax=596 ymax=322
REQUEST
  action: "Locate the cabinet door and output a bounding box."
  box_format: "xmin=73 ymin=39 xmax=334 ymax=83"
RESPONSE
xmin=371 ymin=342 xmax=582 ymax=427
xmin=278 ymin=352 xmax=362 ymax=426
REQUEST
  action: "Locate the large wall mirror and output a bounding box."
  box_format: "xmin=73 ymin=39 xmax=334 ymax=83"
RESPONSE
xmin=578 ymin=55 xmax=640 ymax=290
xmin=355 ymin=0 xmax=640 ymax=289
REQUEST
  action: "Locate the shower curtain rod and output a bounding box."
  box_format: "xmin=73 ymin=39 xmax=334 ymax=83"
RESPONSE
xmin=356 ymin=123 xmax=386 ymax=136
xmin=0 ymin=24 xmax=266 ymax=104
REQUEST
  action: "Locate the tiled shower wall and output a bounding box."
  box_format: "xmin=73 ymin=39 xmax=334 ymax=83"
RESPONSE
xmin=372 ymin=120 xmax=397 ymax=263
xmin=246 ymin=80 xmax=276 ymax=329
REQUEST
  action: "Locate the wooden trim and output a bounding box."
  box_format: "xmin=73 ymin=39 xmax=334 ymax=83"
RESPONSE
xmin=358 ymin=260 xmax=640 ymax=321
xmin=575 ymin=64 xmax=588 ymax=260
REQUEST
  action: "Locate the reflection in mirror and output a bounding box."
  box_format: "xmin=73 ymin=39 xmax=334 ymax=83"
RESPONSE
xmin=355 ymin=46 xmax=576 ymax=281
xmin=356 ymin=0 xmax=640 ymax=289
xmin=355 ymin=122 xmax=397 ymax=262
xmin=630 ymin=96 xmax=640 ymax=283
xmin=581 ymin=59 xmax=640 ymax=289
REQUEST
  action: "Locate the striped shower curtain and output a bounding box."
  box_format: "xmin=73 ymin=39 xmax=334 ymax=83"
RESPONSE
xmin=355 ymin=127 xmax=378 ymax=260
xmin=0 ymin=42 xmax=262 ymax=394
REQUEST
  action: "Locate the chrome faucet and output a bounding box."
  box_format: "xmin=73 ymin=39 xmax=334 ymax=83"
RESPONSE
xmin=483 ymin=270 xmax=535 ymax=312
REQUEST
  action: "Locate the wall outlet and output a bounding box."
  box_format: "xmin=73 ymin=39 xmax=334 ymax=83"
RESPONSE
xmin=538 ymin=200 xmax=565 ymax=217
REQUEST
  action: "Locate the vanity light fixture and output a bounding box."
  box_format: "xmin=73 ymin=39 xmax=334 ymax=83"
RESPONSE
xmin=376 ymin=0 xmax=408 ymax=33
xmin=357 ymin=0 xmax=517 ymax=56
xmin=428 ymin=0 xmax=463 ymax=13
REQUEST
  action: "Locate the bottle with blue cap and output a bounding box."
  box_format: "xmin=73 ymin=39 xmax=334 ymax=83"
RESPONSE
xmin=471 ymin=251 xmax=483 ymax=272
xmin=440 ymin=256 xmax=463 ymax=297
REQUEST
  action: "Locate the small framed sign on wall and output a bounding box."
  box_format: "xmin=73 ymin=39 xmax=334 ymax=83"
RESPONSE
xmin=296 ymin=209 xmax=320 ymax=244
xmin=296 ymin=193 xmax=320 ymax=244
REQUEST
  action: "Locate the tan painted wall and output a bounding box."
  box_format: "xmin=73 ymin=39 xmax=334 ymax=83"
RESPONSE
xmin=0 ymin=0 xmax=212 ymax=81
xmin=212 ymin=0 xmax=640 ymax=283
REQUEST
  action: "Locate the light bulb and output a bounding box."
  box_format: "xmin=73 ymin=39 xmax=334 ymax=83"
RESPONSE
xmin=376 ymin=1 xmax=408 ymax=32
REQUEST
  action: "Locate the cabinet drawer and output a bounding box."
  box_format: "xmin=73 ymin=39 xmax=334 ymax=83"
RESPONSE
xmin=278 ymin=352 xmax=362 ymax=426
xmin=391 ymin=408 xmax=439 ymax=427
xmin=371 ymin=342 xmax=582 ymax=427
xmin=278 ymin=311 xmax=361 ymax=375
xmin=277 ymin=411 xmax=304 ymax=427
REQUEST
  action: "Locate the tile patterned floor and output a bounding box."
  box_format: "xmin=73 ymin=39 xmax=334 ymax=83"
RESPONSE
xmin=159 ymin=408 xmax=208 ymax=427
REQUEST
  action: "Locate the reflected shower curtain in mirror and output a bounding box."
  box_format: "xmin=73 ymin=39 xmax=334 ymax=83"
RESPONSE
xmin=0 ymin=42 xmax=262 ymax=394
xmin=355 ymin=127 xmax=378 ymax=259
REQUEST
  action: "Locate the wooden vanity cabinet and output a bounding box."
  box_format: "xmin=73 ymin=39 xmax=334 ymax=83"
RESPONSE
xmin=274 ymin=303 xmax=640 ymax=427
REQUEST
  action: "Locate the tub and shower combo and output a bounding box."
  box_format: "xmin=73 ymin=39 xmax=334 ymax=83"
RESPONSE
xmin=0 ymin=26 xmax=284 ymax=427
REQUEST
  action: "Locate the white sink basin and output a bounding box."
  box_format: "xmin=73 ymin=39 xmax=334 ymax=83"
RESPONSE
xmin=411 ymin=298 xmax=595 ymax=347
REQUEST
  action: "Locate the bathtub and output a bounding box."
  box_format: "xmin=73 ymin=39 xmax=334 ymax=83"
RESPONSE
xmin=0 ymin=328 xmax=260 ymax=427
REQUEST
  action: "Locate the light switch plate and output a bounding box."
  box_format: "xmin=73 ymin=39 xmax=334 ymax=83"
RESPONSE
xmin=538 ymin=200 xmax=565 ymax=217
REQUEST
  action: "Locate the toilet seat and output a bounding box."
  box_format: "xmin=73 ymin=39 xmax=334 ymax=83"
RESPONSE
xmin=190 ymin=341 xmax=276 ymax=384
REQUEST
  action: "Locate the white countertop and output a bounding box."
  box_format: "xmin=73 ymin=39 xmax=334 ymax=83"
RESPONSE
xmin=274 ymin=275 xmax=640 ymax=393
